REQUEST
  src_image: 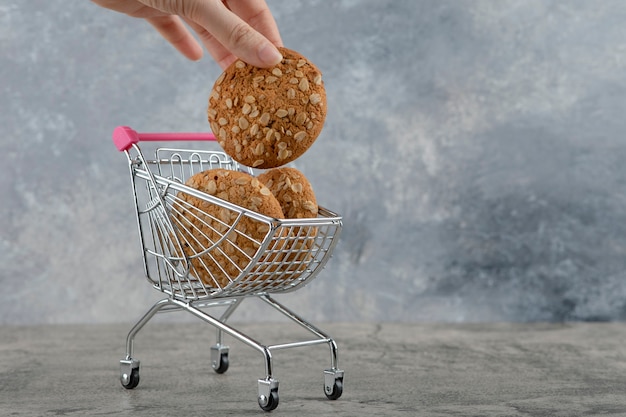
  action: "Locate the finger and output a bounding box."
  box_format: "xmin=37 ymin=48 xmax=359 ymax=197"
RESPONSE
xmin=91 ymin=0 xmax=164 ymax=18
xmin=223 ymin=0 xmax=283 ymax=48
xmin=183 ymin=18 xmax=236 ymax=68
xmin=138 ymin=0 xmax=282 ymax=68
xmin=168 ymin=0 xmax=282 ymax=68
xmin=146 ymin=15 xmax=204 ymax=61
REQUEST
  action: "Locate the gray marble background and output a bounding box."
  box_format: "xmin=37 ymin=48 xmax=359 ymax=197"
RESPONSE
xmin=4 ymin=0 xmax=626 ymax=324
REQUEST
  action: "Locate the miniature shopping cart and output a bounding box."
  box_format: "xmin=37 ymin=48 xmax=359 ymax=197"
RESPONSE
xmin=112 ymin=126 xmax=344 ymax=411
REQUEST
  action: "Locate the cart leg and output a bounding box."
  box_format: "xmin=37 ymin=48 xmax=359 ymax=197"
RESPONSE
xmin=170 ymin=298 xmax=276 ymax=379
xmin=326 ymin=337 xmax=341 ymax=376
xmin=172 ymin=299 xmax=281 ymax=409
xmin=210 ymin=298 xmax=244 ymax=374
xmin=124 ymin=298 xmax=174 ymax=360
xmin=214 ymin=297 xmax=244 ymax=345
xmin=259 ymin=294 xmax=344 ymax=400
xmin=120 ymin=298 xmax=174 ymax=389
xmin=259 ymin=295 xmax=342 ymax=368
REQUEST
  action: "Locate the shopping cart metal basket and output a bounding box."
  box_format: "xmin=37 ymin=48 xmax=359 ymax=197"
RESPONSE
xmin=112 ymin=126 xmax=344 ymax=411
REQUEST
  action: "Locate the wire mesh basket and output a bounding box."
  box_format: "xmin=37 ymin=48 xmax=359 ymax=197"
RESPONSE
xmin=122 ymin=134 xmax=341 ymax=301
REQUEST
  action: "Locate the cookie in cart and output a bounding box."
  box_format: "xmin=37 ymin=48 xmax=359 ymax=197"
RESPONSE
xmin=112 ymin=47 xmax=344 ymax=412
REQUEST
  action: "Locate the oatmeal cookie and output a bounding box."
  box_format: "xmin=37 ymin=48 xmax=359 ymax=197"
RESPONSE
xmin=257 ymin=167 xmax=318 ymax=219
xmin=208 ymin=47 xmax=326 ymax=169
xmin=173 ymin=168 xmax=283 ymax=289
xmin=258 ymin=167 xmax=319 ymax=274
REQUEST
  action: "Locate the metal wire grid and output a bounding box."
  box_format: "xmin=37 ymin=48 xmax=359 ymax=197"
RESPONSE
xmin=127 ymin=146 xmax=341 ymax=301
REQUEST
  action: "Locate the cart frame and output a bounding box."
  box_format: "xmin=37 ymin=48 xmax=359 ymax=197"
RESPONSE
xmin=113 ymin=126 xmax=344 ymax=411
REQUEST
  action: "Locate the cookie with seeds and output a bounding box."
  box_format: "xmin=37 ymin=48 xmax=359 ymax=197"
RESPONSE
xmin=173 ymin=168 xmax=284 ymax=289
xmin=208 ymin=47 xmax=327 ymax=169
xmin=258 ymin=167 xmax=319 ymax=274
xmin=257 ymin=167 xmax=318 ymax=219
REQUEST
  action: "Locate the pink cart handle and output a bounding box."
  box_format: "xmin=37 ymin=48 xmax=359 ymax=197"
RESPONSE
xmin=113 ymin=126 xmax=216 ymax=151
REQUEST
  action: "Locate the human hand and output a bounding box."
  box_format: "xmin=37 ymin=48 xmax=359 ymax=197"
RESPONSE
xmin=91 ymin=0 xmax=283 ymax=69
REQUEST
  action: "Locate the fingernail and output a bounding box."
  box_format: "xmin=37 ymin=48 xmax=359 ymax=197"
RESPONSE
xmin=257 ymin=43 xmax=283 ymax=66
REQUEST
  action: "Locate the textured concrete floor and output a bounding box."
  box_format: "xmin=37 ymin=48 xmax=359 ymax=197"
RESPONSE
xmin=3 ymin=319 xmax=626 ymax=416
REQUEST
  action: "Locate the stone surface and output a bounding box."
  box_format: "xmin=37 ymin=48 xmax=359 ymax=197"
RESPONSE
xmin=3 ymin=321 xmax=626 ymax=416
xmin=4 ymin=1 xmax=626 ymax=324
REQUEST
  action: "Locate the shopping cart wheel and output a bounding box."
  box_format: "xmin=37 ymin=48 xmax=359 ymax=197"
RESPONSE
xmin=121 ymin=368 xmax=140 ymax=389
xmin=258 ymin=378 xmax=279 ymax=411
xmin=258 ymin=391 xmax=279 ymax=412
xmin=120 ymin=358 xmax=140 ymax=389
xmin=324 ymin=369 xmax=344 ymax=400
xmin=213 ymin=352 xmax=229 ymax=374
xmin=211 ymin=345 xmax=229 ymax=374
xmin=325 ymin=379 xmax=343 ymax=400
